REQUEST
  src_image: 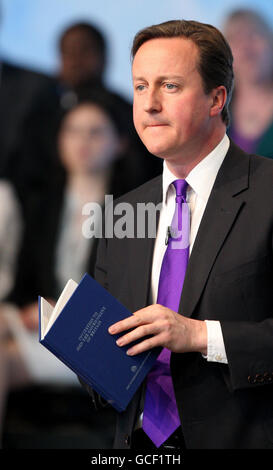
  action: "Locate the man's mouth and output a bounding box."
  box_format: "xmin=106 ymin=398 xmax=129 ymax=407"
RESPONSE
xmin=145 ymin=123 xmax=168 ymax=128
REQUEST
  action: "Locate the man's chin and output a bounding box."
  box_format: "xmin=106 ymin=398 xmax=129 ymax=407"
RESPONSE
xmin=144 ymin=143 xmax=170 ymax=159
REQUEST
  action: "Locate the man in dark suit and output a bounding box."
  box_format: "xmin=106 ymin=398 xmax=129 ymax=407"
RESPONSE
xmin=0 ymin=60 xmax=57 ymax=177
xmin=85 ymin=19 xmax=273 ymax=449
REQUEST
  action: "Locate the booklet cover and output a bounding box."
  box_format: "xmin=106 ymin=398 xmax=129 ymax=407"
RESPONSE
xmin=39 ymin=273 xmax=161 ymax=412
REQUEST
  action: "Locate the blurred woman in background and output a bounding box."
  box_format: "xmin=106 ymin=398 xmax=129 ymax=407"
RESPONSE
xmin=11 ymin=87 xmax=138 ymax=312
xmin=223 ymin=8 xmax=273 ymax=158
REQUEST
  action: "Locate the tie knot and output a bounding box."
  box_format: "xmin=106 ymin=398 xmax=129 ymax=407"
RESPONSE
xmin=172 ymin=179 xmax=188 ymax=200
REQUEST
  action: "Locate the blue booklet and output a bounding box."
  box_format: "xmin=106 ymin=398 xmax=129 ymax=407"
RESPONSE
xmin=39 ymin=273 xmax=161 ymax=412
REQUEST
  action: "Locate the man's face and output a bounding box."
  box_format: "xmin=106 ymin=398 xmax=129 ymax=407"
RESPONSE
xmin=132 ymin=37 xmax=215 ymax=163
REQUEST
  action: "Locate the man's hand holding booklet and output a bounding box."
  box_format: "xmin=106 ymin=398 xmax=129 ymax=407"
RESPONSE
xmin=39 ymin=273 xmax=161 ymax=412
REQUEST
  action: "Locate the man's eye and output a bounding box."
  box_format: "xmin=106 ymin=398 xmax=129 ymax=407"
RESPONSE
xmin=136 ymin=84 xmax=145 ymax=92
xmin=165 ymin=83 xmax=177 ymax=90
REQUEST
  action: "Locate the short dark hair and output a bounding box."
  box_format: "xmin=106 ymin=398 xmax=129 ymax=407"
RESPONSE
xmin=59 ymin=22 xmax=106 ymax=64
xmin=131 ymin=19 xmax=234 ymax=127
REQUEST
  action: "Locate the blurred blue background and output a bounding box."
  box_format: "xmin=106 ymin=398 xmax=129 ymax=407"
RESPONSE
xmin=1 ymin=0 xmax=273 ymax=100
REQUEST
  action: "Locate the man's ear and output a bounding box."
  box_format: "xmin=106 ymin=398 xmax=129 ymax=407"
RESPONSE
xmin=210 ymin=86 xmax=227 ymax=118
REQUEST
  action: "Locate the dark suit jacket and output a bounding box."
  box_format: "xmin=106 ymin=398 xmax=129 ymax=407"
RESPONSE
xmin=0 ymin=61 xmax=57 ymax=176
xmin=87 ymin=140 xmax=273 ymax=449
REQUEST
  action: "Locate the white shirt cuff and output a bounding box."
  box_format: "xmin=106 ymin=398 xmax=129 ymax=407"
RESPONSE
xmin=203 ymin=320 xmax=228 ymax=364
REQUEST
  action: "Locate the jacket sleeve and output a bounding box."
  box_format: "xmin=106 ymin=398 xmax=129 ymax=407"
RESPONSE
xmin=220 ymin=226 xmax=273 ymax=391
xmin=221 ymin=318 xmax=273 ymax=391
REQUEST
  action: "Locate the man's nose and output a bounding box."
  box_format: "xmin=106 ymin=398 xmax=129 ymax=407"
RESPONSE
xmin=144 ymin=88 xmax=162 ymax=113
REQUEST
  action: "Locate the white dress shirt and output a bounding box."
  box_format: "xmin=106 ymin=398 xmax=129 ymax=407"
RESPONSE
xmin=55 ymin=188 xmax=93 ymax=295
xmin=150 ymin=134 xmax=230 ymax=364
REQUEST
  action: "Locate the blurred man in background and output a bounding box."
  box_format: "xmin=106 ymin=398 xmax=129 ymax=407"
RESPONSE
xmin=58 ymin=22 xmax=106 ymax=93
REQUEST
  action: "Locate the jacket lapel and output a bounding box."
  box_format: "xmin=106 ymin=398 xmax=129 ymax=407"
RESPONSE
xmin=179 ymin=141 xmax=250 ymax=318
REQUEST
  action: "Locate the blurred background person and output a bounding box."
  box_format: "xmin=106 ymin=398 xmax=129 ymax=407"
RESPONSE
xmin=223 ymin=8 xmax=273 ymax=158
xmin=0 ymin=0 xmax=56 ymax=184
xmin=57 ymin=21 xmax=107 ymax=103
xmin=0 ymin=178 xmax=23 ymax=444
xmin=0 ymin=38 xmax=56 ymax=181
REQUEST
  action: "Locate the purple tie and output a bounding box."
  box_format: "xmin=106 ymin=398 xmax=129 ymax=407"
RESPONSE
xmin=142 ymin=179 xmax=190 ymax=448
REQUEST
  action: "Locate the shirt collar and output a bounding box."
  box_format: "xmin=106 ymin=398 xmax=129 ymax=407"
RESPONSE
xmin=162 ymin=134 xmax=230 ymax=204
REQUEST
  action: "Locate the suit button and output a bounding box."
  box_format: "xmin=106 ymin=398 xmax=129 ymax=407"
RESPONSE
xmin=263 ymin=372 xmax=273 ymax=383
xmin=125 ymin=434 xmax=131 ymax=446
xmin=255 ymin=374 xmax=264 ymax=384
xmin=248 ymin=375 xmax=256 ymax=384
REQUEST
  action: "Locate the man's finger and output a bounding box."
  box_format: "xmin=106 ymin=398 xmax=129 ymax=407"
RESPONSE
xmin=126 ymin=332 xmax=166 ymax=356
xmin=116 ymin=322 xmax=161 ymax=347
xmin=108 ymin=306 xmax=156 ymax=334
